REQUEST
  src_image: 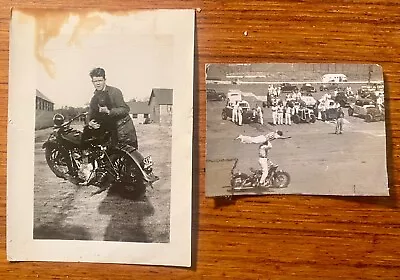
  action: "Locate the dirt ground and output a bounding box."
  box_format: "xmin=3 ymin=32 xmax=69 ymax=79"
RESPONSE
xmin=34 ymin=123 xmax=171 ymax=242
xmin=206 ymin=84 xmax=388 ymax=197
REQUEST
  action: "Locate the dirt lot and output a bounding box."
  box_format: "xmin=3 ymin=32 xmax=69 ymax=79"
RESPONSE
xmin=206 ymin=84 xmax=388 ymax=197
xmin=34 ymin=123 xmax=171 ymax=242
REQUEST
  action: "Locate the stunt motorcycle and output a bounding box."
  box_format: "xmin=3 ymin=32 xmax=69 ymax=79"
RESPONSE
xmin=42 ymin=113 xmax=158 ymax=197
xmin=230 ymin=158 xmax=290 ymax=192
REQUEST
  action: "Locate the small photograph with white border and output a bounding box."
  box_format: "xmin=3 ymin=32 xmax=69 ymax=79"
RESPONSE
xmin=8 ymin=9 xmax=194 ymax=267
xmin=206 ymin=63 xmax=388 ymax=197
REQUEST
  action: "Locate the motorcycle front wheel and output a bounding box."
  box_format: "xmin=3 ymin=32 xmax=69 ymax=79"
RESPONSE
xmin=109 ymin=152 xmax=146 ymax=199
xmin=45 ymin=146 xmax=70 ymax=179
xmin=272 ymin=171 xmax=290 ymax=188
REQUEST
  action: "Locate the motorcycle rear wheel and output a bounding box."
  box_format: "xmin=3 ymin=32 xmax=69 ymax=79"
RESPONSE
xmin=45 ymin=146 xmax=69 ymax=179
xmin=109 ymin=152 xmax=146 ymax=199
xmin=272 ymin=171 xmax=290 ymax=188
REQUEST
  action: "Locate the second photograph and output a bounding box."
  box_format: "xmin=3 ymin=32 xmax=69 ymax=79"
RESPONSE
xmin=206 ymin=63 xmax=388 ymax=197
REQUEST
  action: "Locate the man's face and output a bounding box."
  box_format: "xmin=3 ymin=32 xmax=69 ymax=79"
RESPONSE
xmin=91 ymin=76 xmax=106 ymax=91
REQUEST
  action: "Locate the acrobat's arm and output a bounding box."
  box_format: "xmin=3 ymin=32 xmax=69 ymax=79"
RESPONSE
xmin=277 ymin=135 xmax=291 ymax=140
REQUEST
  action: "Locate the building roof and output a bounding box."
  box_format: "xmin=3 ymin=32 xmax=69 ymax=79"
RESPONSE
xmin=36 ymin=89 xmax=54 ymax=104
xmin=148 ymin=88 xmax=173 ymax=105
xmin=127 ymin=101 xmax=150 ymax=114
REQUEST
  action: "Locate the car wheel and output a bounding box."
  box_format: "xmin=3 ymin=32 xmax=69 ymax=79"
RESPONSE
xmin=310 ymin=114 xmax=316 ymax=123
xmin=365 ymin=114 xmax=373 ymax=122
xmin=348 ymin=108 xmax=354 ymax=116
xmin=222 ymin=111 xmax=227 ymax=120
xmin=292 ymin=115 xmax=300 ymax=124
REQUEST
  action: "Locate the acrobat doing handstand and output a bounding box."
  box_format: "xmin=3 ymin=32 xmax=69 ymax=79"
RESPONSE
xmin=235 ymin=130 xmax=290 ymax=186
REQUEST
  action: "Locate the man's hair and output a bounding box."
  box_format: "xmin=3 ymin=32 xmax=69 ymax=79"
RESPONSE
xmin=276 ymin=130 xmax=283 ymax=136
xmin=90 ymin=68 xmax=106 ymax=79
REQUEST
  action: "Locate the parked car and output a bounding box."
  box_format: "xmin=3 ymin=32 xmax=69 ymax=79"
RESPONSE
xmin=221 ymin=100 xmax=256 ymax=124
xmin=300 ymin=94 xmax=317 ymax=108
xmin=226 ymin=90 xmax=243 ymax=106
xmin=207 ymin=89 xmax=226 ymax=101
xmin=334 ymin=91 xmax=356 ymax=108
xmin=321 ymin=73 xmax=347 ymax=83
xmin=281 ymin=83 xmax=298 ymax=94
xmin=320 ymin=83 xmax=345 ymax=92
xmin=348 ymin=98 xmax=384 ymax=122
xmin=292 ymin=107 xmax=316 ymax=124
xmin=357 ymin=85 xmax=379 ymax=100
xmin=300 ymin=83 xmax=316 ymax=94
xmin=371 ymin=83 xmax=384 ymax=95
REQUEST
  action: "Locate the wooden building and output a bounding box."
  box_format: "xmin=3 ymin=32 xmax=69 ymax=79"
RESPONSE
xmin=127 ymin=101 xmax=150 ymax=124
xmin=148 ymin=88 xmax=173 ymax=125
xmin=35 ymin=89 xmax=55 ymax=130
xmin=36 ymin=89 xmax=54 ymax=111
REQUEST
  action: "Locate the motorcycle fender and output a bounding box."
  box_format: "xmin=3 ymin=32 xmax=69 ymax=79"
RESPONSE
xmin=116 ymin=145 xmax=157 ymax=183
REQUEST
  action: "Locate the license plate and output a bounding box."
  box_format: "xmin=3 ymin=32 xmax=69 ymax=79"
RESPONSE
xmin=143 ymin=156 xmax=153 ymax=168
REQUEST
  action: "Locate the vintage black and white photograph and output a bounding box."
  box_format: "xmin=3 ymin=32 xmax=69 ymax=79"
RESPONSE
xmin=8 ymin=9 xmax=194 ymax=267
xmin=206 ymin=63 xmax=388 ymax=197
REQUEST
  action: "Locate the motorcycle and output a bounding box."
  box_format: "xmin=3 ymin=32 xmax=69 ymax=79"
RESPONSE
xmin=230 ymin=158 xmax=290 ymax=192
xmin=42 ymin=112 xmax=158 ymax=197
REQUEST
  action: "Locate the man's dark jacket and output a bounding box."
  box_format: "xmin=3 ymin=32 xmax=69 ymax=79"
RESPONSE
xmin=87 ymin=85 xmax=138 ymax=149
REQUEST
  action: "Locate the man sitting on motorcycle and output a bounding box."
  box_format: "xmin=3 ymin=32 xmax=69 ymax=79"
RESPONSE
xmin=86 ymin=67 xmax=138 ymax=150
xmin=81 ymin=84 xmax=118 ymax=149
xmin=79 ymin=67 xmax=139 ymax=186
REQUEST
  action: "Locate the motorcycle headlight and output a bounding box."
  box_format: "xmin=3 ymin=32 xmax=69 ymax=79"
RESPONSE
xmin=53 ymin=113 xmax=65 ymax=127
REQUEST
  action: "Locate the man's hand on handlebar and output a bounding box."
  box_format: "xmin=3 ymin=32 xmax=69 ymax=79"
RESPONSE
xmin=88 ymin=119 xmax=100 ymax=129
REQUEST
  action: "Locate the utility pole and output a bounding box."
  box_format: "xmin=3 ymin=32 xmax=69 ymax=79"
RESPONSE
xmin=368 ymin=65 xmax=372 ymax=84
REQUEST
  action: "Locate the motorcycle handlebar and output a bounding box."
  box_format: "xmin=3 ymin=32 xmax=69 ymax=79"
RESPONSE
xmin=61 ymin=112 xmax=88 ymax=127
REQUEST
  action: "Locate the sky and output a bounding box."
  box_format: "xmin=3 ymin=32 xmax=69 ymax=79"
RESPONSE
xmin=36 ymin=12 xmax=174 ymax=108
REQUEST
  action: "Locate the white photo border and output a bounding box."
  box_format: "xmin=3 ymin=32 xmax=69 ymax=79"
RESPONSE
xmin=7 ymin=9 xmax=194 ymax=267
